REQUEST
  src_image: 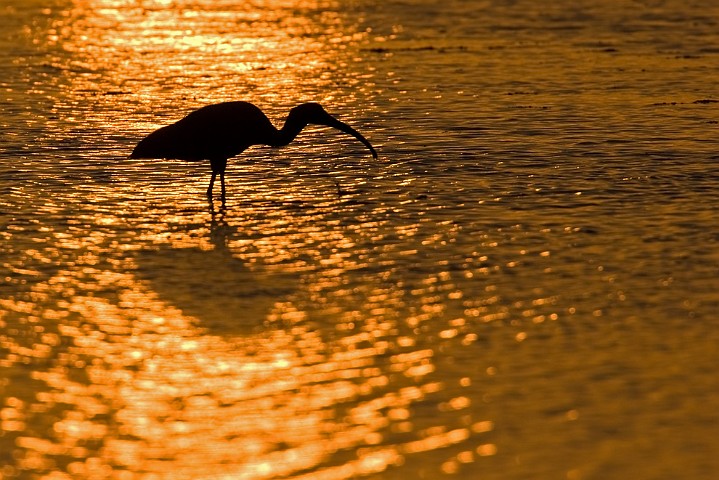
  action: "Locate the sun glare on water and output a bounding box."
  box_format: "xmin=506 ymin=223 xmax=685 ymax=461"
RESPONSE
xmin=0 ymin=1 xmax=494 ymax=478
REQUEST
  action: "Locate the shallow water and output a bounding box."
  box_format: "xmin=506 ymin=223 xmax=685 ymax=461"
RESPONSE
xmin=1 ymin=0 xmax=719 ymax=479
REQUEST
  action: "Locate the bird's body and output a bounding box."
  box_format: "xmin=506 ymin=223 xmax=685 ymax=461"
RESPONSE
xmin=130 ymin=101 xmax=377 ymax=198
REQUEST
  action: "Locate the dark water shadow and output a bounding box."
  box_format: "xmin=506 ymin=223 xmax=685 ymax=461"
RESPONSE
xmin=132 ymin=206 xmax=299 ymax=334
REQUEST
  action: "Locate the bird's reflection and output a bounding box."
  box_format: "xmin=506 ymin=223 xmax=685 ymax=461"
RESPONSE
xmin=133 ymin=206 xmax=297 ymax=333
xmin=207 ymin=186 xmax=227 ymax=213
xmin=208 ymin=200 xmax=229 ymax=246
xmin=1 ymin=196 xmax=490 ymax=478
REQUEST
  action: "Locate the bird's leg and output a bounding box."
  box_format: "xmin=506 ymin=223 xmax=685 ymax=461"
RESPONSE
xmin=207 ymin=172 xmax=216 ymax=197
xmin=209 ymin=158 xmax=228 ymax=201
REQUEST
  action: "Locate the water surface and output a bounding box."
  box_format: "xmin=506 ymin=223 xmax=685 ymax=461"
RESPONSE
xmin=1 ymin=0 xmax=718 ymax=479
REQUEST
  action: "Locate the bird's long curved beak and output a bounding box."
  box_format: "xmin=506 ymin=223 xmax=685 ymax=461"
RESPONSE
xmin=322 ymin=116 xmax=378 ymax=159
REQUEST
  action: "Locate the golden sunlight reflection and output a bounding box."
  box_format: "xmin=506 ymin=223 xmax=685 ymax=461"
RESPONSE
xmin=5 ymin=0 xmax=719 ymax=477
xmin=0 ymin=258 xmax=493 ymax=478
xmin=46 ymin=0 xmax=369 ymax=122
xmin=0 ymin=1 xmax=514 ymax=476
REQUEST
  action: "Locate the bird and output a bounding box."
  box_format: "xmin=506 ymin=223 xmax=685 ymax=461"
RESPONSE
xmin=130 ymin=101 xmax=378 ymax=199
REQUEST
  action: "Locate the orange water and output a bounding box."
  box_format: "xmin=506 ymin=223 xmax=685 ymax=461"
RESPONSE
xmin=1 ymin=1 xmax=718 ymax=479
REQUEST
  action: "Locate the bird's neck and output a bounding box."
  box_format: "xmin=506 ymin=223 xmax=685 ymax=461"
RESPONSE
xmin=271 ymin=116 xmax=307 ymax=147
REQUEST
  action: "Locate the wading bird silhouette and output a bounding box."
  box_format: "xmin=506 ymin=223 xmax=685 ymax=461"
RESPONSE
xmin=130 ymin=101 xmax=378 ymax=199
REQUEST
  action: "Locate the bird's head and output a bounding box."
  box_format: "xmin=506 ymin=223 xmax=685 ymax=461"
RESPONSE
xmin=290 ymin=103 xmax=378 ymax=159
